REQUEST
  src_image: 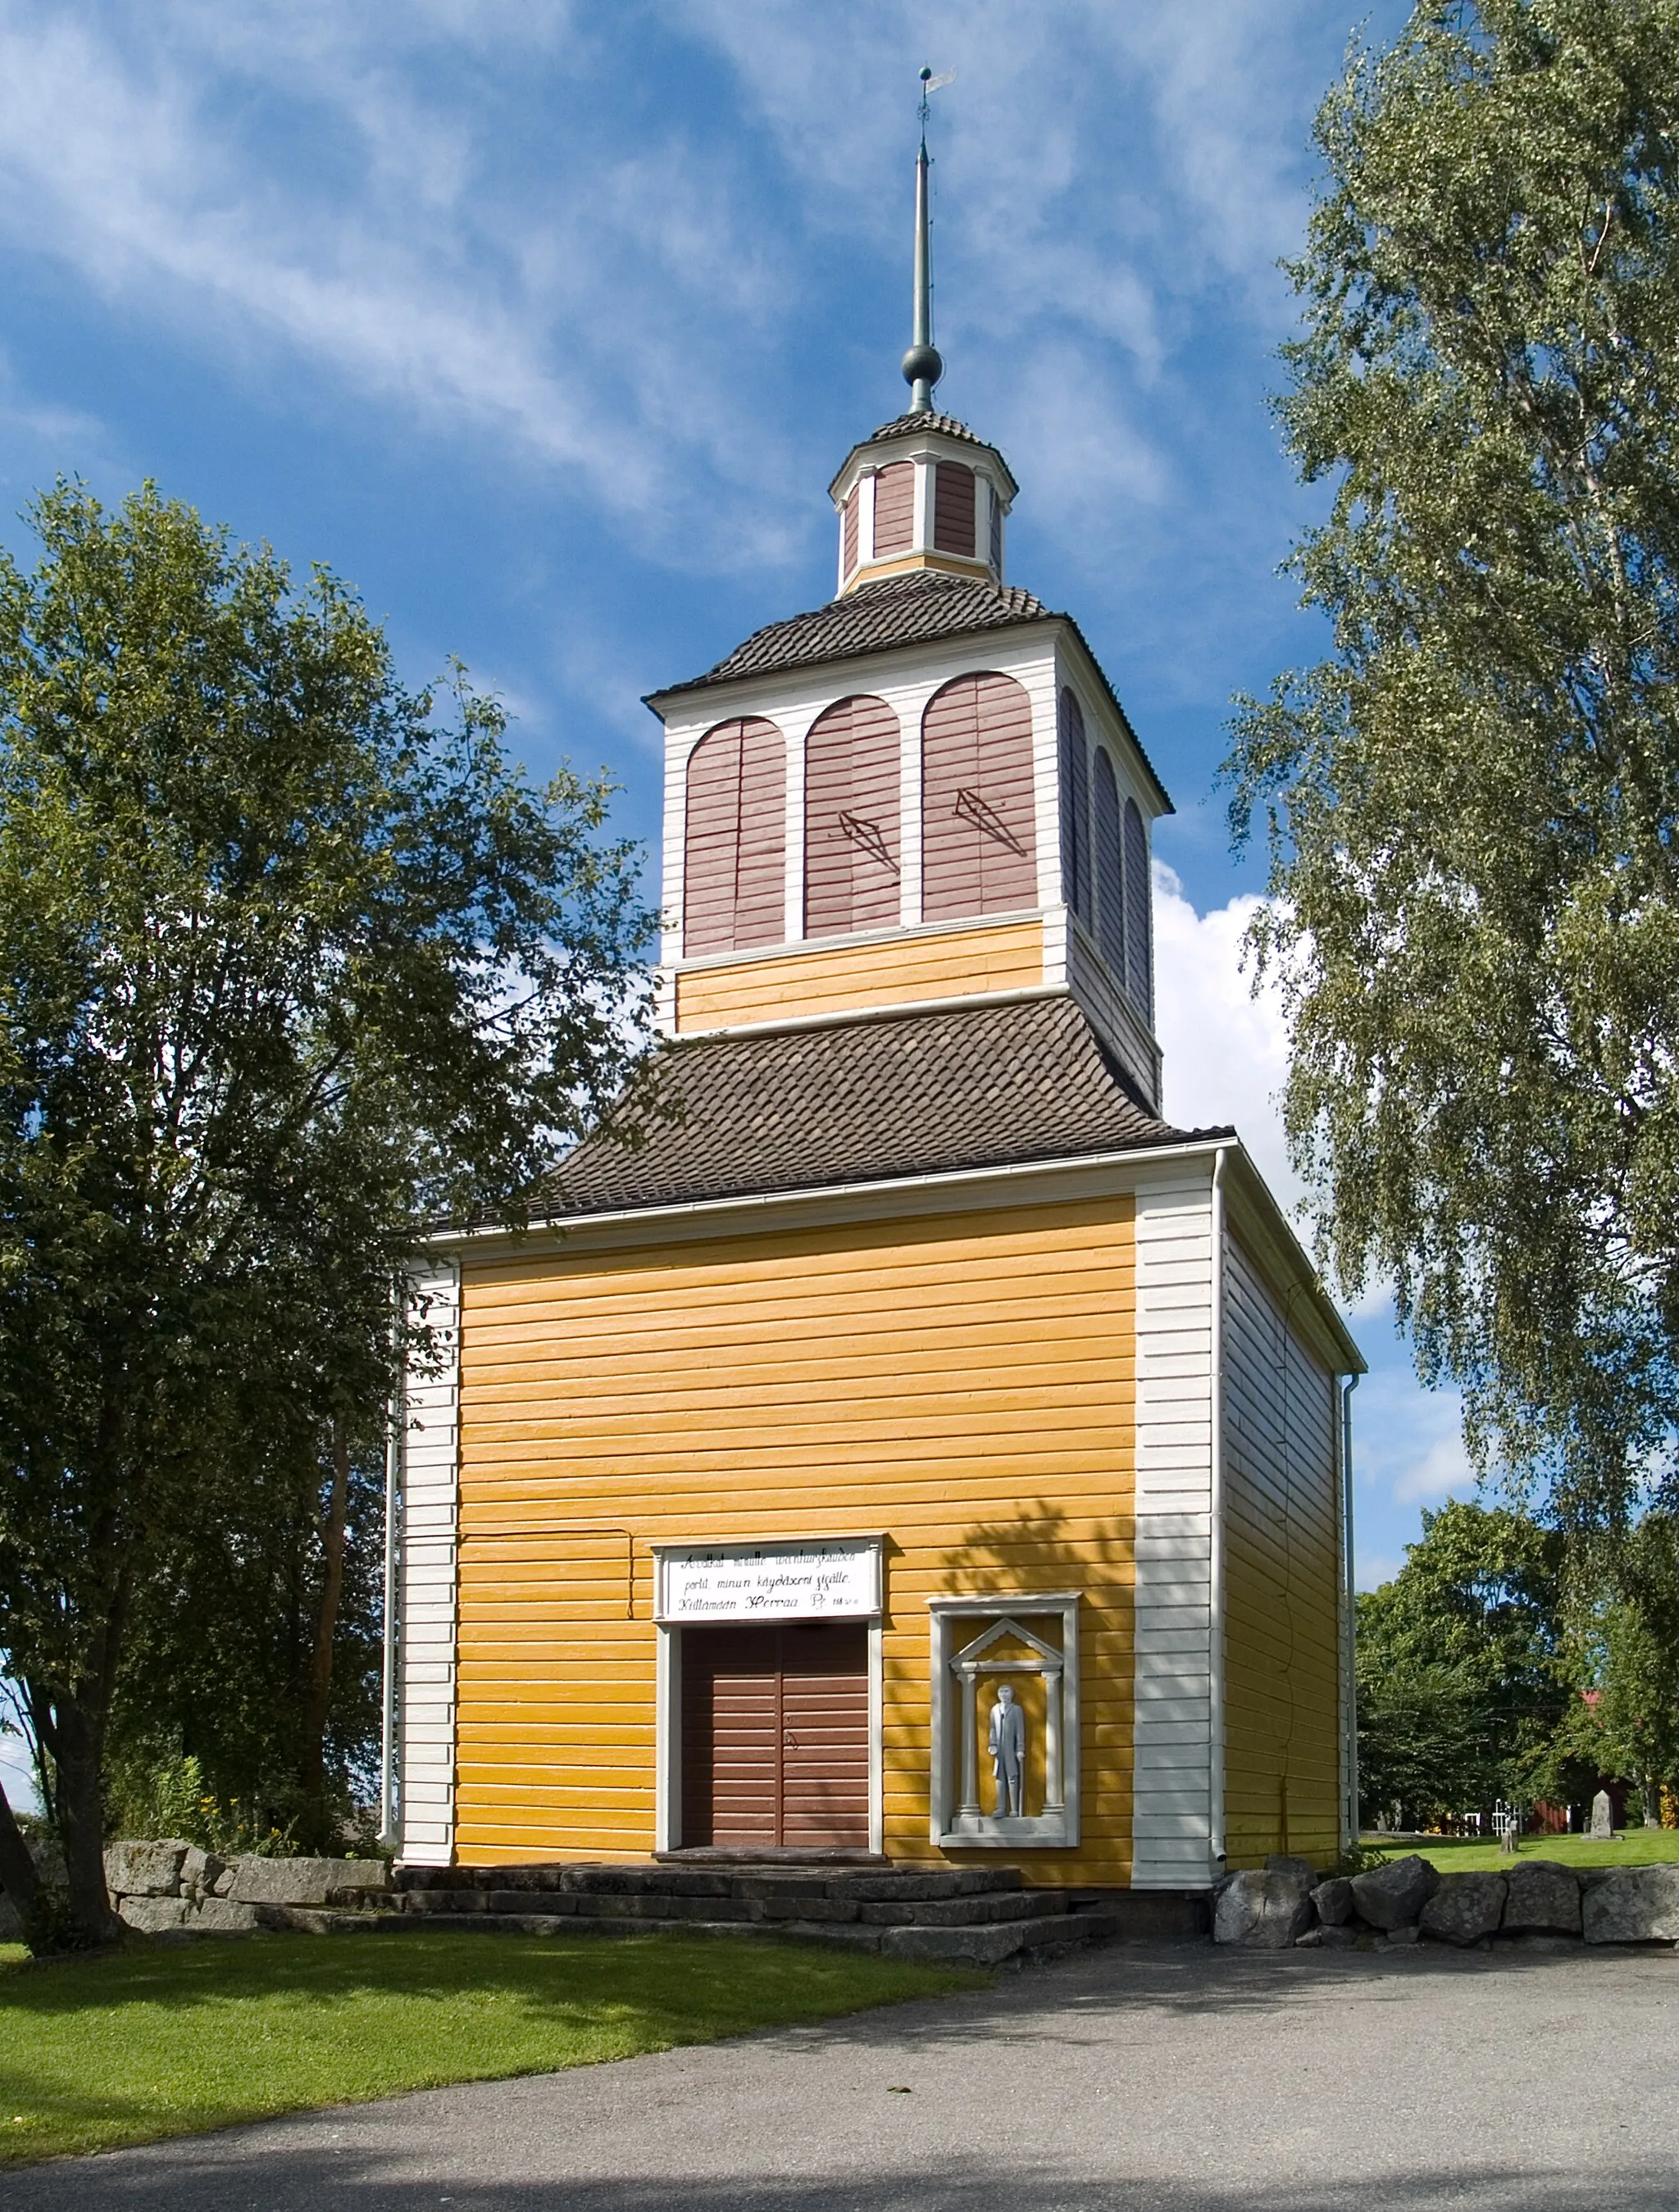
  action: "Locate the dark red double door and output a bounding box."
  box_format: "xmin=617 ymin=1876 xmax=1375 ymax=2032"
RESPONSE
xmin=680 ymin=1622 xmax=869 ymax=1850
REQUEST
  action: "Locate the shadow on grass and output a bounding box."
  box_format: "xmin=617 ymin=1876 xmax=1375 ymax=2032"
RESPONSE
xmin=0 ymin=1930 xmax=982 ymax=2169
xmin=0 ymin=1929 xmax=965 ymax=2018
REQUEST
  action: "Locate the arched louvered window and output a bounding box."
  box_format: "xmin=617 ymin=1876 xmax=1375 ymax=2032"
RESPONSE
xmin=1058 ymin=689 xmax=1091 ymax=928
xmin=804 ymin=694 xmax=901 ymax=940
xmin=921 ymin=673 xmax=1037 ymax=922
xmin=1093 ymin=747 xmax=1125 ymax=984
xmin=872 ymin=462 xmax=914 ymax=556
xmin=1123 ymin=796 xmax=1153 ymax=1025
xmin=683 ymin=717 xmax=786 ymax=956
xmin=933 ymin=462 xmax=976 ymax=558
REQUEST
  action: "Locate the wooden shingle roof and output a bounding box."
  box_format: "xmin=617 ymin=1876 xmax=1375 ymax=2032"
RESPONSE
xmin=535 ymin=996 xmax=1223 ymax=1221
xmin=644 ymin=570 xmax=1049 ymax=704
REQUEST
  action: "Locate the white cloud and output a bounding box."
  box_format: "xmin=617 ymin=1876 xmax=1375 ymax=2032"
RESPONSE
xmin=1392 ymin=1429 xmax=1479 ymax=1506
xmin=1151 ymin=858 xmax=1298 ymax=1208
xmin=1354 ymin=1550 xmax=1404 ymax=1593
xmin=0 ymin=2 xmax=809 ymax=568
xmin=0 ymin=1 xmax=1379 ymax=588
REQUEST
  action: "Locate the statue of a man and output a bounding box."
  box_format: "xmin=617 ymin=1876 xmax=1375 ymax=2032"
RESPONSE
xmin=988 ymin=1682 xmax=1026 ymax=1818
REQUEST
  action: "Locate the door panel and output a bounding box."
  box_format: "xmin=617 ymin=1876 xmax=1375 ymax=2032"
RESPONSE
xmin=680 ymin=1622 xmax=870 ymax=1849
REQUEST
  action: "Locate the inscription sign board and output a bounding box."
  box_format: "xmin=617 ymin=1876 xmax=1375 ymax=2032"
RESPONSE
xmin=657 ymin=1537 xmax=880 ymax=1623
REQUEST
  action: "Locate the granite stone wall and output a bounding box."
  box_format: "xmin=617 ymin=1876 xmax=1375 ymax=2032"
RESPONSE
xmin=1214 ymin=1852 xmax=1679 ymax=1950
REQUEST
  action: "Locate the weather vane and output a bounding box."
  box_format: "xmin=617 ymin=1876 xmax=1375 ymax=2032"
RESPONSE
xmin=905 ymin=66 xmax=955 ymax=413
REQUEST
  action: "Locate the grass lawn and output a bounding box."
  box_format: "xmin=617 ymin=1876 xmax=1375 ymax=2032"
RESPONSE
xmin=0 ymin=1930 xmax=981 ymax=2169
xmin=1369 ymin=1830 xmax=1679 ymax=1873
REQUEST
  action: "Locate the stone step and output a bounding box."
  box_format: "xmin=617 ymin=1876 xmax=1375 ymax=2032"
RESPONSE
xmin=393 ymin=1862 xmax=1024 ymax=1904
xmin=876 ymin=1907 xmax=1121 ymax=1969
xmin=856 ymin=1888 xmax=1067 ymax=1928
xmin=398 ymin=1882 xmax=1064 ymax=1929
xmin=360 ymin=1906 xmax=1119 ymax=1964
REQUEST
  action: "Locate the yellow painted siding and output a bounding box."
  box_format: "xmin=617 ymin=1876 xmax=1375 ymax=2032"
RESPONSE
xmin=1220 ymin=1235 xmax=1343 ymax=1868
xmin=672 ymin=919 xmax=1044 ymax=1031
xmin=453 ymin=1196 xmax=1136 ymax=1883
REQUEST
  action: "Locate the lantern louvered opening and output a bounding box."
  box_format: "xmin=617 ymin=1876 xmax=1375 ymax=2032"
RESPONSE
xmin=933 ymin=462 xmax=976 ymax=558
xmin=1122 ymin=796 xmax=1153 ymax=1024
xmin=872 ymin=462 xmax=915 ymax=557
xmin=989 ymin=490 xmax=1003 ymax=574
xmin=804 ymin=694 xmax=902 ymax=940
xmin=684 ymin=717 xmax=787 ymax=956
xmin=921 ymin=672 xmax=1037 ymax=922
xmin=1058 ymin=689 xmax=1091 ymax=928
xmin=841 ymin=486 xmax=860 ymax=578
xmin=1093 ymin=747 xmax=1126 ymax=985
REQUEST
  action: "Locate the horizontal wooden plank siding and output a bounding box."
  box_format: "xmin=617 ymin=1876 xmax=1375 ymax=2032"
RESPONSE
xmin=1221 ymin=1231 xmax=1342 ymax=1870
xmin=453 ymin=1197 xmax=1138 ymax=1883
xmin=673 ymin=919 xmax=1043 ymax=1031
xmin=1130 ymin=1172 xmax=1215 ymax=1887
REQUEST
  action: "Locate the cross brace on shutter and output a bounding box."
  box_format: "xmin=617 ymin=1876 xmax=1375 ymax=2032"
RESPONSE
xmin=836 ymin=810 xmax=899 ymax=872
xmin=954 ymin=785 xmax=1028 ymax=855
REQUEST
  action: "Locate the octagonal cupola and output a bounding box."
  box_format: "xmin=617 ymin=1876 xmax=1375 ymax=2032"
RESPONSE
xmin=830 ymin=413 xmax=1017 ymax=597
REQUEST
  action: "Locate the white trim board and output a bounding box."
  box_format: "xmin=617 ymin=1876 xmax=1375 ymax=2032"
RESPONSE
xmin=395 ymin=1262 xmax=461 ymax=1868
xmin=1130 ymin=1170 xmax=1217 ymax=1888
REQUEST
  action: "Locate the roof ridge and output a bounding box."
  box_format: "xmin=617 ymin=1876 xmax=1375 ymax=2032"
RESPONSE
xmin=865 ymin=411 xmax=987 ymax=447
xmin=646 ymin=567 xmax=1053 ymax=703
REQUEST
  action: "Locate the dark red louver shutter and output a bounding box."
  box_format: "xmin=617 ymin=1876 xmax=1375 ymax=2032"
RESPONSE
xmin=1123 ymin=796 xmax=1153 ymax=1024
xmin=933 ymin=462 xmax=976 ymax=557
xmin=872 ymin=462 xmax=915 ymax=556
xmin=1058 ymin=689 xmax=1091 ymax=927
xmin=842 ymin=486 xmax=859 ymax=578
xmin=921 ymin=673 xmax=1037 ymax=921
xmin=1094 ymin=747 xmax=1126 ymax=983
xmin=683 ymin=717 xmax=786 ymax=956
xmin=804 ymin=694 xmax=902 ymax=939
xmin=989 ymin=489 xmax=1003 ymax=572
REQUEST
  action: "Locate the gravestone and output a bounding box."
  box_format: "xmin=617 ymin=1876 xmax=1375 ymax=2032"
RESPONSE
xmin=1590 ymin=1790 xmax=1614 ymax=1841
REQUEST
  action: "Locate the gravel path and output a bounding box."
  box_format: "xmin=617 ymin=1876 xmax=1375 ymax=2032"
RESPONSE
xmin=14 ymin=1940 xmax=1679 ymax=2210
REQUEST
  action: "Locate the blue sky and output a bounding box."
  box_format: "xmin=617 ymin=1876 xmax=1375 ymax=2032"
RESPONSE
xmin=0 ymin=0 xmax=1471 ymax=1805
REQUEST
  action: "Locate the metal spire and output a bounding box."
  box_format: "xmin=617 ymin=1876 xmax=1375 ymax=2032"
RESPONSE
xmin=902 ymin=66 xmax=949 ymax=412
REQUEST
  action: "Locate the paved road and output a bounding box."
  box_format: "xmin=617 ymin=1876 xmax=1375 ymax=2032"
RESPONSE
xmin=15 ymin=1941 xmax=1679 ymax=2210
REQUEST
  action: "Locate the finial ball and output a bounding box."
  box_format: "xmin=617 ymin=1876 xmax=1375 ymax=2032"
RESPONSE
xmin=920 ymin=64 xmax=932 ymax=81
xmin=902 ymin=342 xmax=943 ymax=389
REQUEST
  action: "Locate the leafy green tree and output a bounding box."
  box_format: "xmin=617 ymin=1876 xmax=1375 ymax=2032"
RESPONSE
xmin=1555 ymin=1511 xmax=1679 ymax=1815
xmin=103 ymin=1421 xmax=389 ymax=1849
xmin=1226 ymin=0 xmax=1679 ymax=1524
xmin=0 ymin=483 xmax=652 ymax=1942
xmin=1356 ymin=1500 xmax=1579 ymax=1825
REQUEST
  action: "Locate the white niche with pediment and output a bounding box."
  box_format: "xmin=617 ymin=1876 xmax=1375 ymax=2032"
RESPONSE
xmin=927 ymin=1592 xmax=1081 ymax=1849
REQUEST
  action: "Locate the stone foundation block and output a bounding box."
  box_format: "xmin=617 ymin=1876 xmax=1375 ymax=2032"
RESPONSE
xmin=1502 ymin=1861 xmax=1582 ymax=1937
xmin=1213 ymin=1868 xmax=1313 ymax=1949
xmin=105 ymin=1841 xmax=189 ymax=1898
xmin=1350 ymin=1855 xmax=1439 ymax=1932
xmin=1310 ymin=1876 xmax=1354 ymax=1926
xmin=180 ymin=1847 xmax=226 ymax=1900
xmin=1582 ymin=1865 xmax=1679 ymax=1944
xmin=1421 ymin=1872 xmax=1506 ymax=1946
xmin=187 ymin=1897 xmax=260 ymax=1932
xmin=226 ymin=1856 xmax=385 ymax=1907
xmin=119 ymin=1895 xmax=192 ymax=1932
